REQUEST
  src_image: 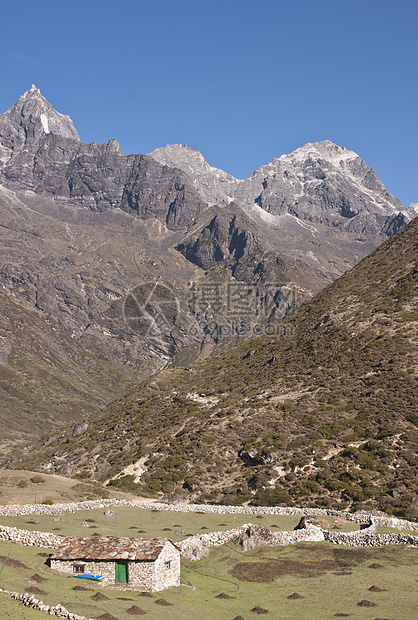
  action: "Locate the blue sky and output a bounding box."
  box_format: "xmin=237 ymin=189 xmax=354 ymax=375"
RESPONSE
xmin=1 ymin=0 xmax=417 ymax=206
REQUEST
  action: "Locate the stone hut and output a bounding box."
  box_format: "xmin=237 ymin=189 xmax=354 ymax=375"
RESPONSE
xmin=50 ymin=536 xmax=180 ymax=591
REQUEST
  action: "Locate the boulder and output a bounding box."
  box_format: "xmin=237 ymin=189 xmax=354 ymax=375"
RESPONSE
xmin=180 ymin=537 xmax=210 ymax=560
xmin=72 ymin=424 xmax=88 ymax=438
xmin=104 ymin=510 xmax=116 ymax=518
xmin=231 ymin=524 xmax=276 ymax=551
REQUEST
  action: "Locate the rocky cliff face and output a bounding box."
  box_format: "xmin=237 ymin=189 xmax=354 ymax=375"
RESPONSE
xmin=0 ymin=86 xmax=415 ymax=450
xmin=0 ymin=86 xmax=207 ymax=227
xmin=176 ymin=209 xmax=263 ymax=272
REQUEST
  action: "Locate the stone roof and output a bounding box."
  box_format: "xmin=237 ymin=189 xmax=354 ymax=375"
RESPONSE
xmin=51 ymin=536 xmax=170 ymax=561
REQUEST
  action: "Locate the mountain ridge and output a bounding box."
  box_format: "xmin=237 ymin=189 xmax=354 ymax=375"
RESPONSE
xmin=0 ymin=87 xmax=413 ymax=229
xmin=0 ymin=86 xmax=416 ymax=458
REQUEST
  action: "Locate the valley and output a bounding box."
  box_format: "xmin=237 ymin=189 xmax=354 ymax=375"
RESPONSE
xmin=0 ymin=85 xmax=417 ymax=620
xmin=19 ymin=216 xmax=417 ymax=517
xmin=0 ymin=86 xmax=416 ymax=455
xmin=2 ymin=2 xmax=418 ymax=619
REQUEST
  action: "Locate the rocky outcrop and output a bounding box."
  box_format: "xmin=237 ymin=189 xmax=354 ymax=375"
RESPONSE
xmin=239 ymin=450 xmax=278 ymax=466
xmin=72 ymin=424 xmax=88 ymax=438
xmin=176 ymin=210 xmax=263 ymax=272
xmin=231 ymin=523 xmax=325 ymax=551
xmin=179 ymin=536 xmax=210 ymax=560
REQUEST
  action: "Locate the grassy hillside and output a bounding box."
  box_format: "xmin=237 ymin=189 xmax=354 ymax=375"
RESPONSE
xmin=14 ymin=217 xmax=418 ymax=517
xmin=0 ymin=469 xmax=147 ymax=505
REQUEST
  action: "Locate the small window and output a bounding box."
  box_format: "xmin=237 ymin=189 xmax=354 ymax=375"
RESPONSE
xmin=164 ymin=560 xmax=171 ymax=570
xmin=73 ymin=564 xmax=85 ymax=573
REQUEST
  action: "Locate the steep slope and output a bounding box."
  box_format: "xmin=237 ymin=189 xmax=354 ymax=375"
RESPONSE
xmin=0 ymin=287 xmax=139 ymax=458
xmin=0 ymin=84 xmax=79 ymax=157
xmin=22 ymin=216 xmax=417 ymax=517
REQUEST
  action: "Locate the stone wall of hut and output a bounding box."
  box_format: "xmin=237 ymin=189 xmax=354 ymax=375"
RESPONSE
xmin=154 ymin=542 xmax=181 ymax=590
xmin=49 ymin=542 xmax=180 ymax=590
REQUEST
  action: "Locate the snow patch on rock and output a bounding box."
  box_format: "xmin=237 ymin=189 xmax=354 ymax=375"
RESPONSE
xmin=40 ymin=114 xmax=50 ymax=134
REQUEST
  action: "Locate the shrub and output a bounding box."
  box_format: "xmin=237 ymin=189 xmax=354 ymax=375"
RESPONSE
xmin=107 ymin=475 xmax=140 ymax=493
xmin=251 ymin=487 xmax=294 ymax=506
xmin=30 ymin=474 xmax=46 ymax=484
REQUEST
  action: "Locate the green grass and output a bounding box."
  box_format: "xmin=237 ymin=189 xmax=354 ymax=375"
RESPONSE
xmin=376 ymin=526 xmax=417 ymax=536
xmin=0 ymin=539 xmax=417 ymax=620
xmin=0 ymin=506 xmax=301 ymax=542
xmin=0 ymin=594 xmax=46 ymax=619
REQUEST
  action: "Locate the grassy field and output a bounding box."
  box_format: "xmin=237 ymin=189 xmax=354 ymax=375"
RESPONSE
xmin=0 ymin=469 xmax=362 ymax=541
xmin=0 ymin=504 xmax=302 ymax=541
xmin=0 ymin=538 xmax=417 ymax=620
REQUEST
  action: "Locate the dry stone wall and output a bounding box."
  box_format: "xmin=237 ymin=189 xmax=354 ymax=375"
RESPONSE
xmin=179 ymin=523 xmax=325 ymax=559
xmin=2 ymin=499 xmax=416 ymax=618
xmin=179 ymin=519 xmax=418 ymax=559
xmin=0 ymin=587 xmax=92 ymax=619
xmin=1 ymin=500 xmax=417 ymax=556
xmin=1 ymin=498 xmax=417 ymax=530
xmin=0 ymin=523 xmax=62 ymax=547
xmin=323 ymin=529 xmax=418 ymax=546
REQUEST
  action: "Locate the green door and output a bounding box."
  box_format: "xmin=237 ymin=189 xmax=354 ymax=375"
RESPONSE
xmin=116 ymin=561 xmax=128 ymax=583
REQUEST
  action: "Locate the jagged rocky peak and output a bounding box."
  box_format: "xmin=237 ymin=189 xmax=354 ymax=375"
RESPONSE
xmin=149 ymin=139 xmax=408 ymax=225
xmin=281 ymin=139 xmax=358 ymax=162
xmin=149 ymin=143 xmax=239 ymax=206
xmin=0 ymin=84 xmax=80 ymax=159
xmin=150 ymin=143 xmax=234 ymax=177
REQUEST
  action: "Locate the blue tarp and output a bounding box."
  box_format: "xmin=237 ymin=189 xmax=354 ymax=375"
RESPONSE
xmin=74 ymin=574 xmax=103 ymax=580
